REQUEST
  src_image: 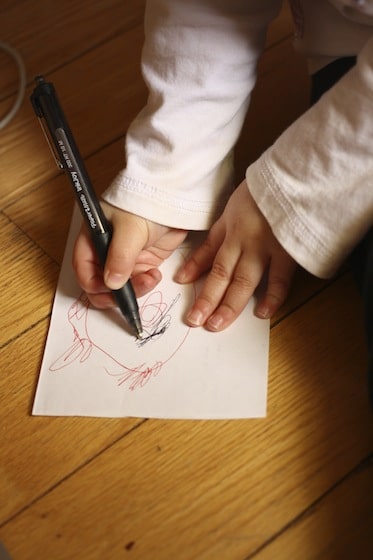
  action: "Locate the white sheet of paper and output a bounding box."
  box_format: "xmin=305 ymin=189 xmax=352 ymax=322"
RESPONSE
xmin=32 ymin=209 xmax=269 ymax=419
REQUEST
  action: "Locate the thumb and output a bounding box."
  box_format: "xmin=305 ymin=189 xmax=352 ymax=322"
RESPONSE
xmin=103 ymin=213 xmax=149 ymax=290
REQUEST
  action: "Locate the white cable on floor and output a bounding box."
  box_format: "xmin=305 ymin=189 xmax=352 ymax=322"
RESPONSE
xmin=0 ymin=42 xmax=26 ymax=130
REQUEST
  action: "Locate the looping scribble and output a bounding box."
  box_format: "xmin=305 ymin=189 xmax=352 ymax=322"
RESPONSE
xmin=136 ymin=291 xmax=181 ymax=347
xmin=48 ymin=285 xmax=191 ymax=391
xmin=49 ymin=294 xmax=93 ymax=371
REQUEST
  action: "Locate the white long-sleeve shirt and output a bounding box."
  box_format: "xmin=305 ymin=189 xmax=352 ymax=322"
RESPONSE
xmin=103 ymin=0 xmax=373 ymax=278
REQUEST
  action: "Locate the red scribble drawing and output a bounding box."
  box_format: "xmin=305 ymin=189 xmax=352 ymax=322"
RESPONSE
xmin=48 ymin=281 xmax=194 ymax=391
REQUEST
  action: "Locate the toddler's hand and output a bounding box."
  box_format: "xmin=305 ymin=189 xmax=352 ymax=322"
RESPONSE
xmin=73 ymin=201 xmax=187 ymax=310
xmin=175 ymin=180 xmax=296 ymax=331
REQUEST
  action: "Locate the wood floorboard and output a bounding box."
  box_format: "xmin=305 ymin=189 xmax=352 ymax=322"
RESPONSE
xmin=1 ymin=2 xmax=371 ymax=559
xmin=1 ymin=275 xmax=371 ymax=559
xmin=0 ymin=0 xmax=146 ymax=98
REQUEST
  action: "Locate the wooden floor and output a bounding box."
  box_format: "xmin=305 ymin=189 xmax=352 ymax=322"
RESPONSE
xmin=1 ymin=2 xmax=372 ymax=559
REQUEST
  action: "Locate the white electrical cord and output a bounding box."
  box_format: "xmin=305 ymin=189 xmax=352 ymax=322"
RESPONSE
xmin=0 ymin=42 xmax=26 ymax=130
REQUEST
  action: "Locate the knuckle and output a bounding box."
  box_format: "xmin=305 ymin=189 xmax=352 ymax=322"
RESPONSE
xmin=267 ymin=275 xmax=290 ymax=299
xmin=109 ymin=250 xmax=128 ymax=267
xmin=209 ymin=260 xmax=231 ymax=282
xmin=221 ymin=301 xmax=240 ymax=317
xmin=202 ymin=233 xmax=218 ymax=252
xmin=271 ymin=273 xmax=291 ymax=291
xmin=89 ymin=293 xmax=114 ymax=310
xmin=231 ymin=272 xmax=257 ymax=293
xmin=83 ymin=277 xmax=101 ymax=294
xmin=217 ymin=297 xmax=248 ymax=323
xmin=73 ymin=262 xmax=104 ymax=293
xmin=189 ymin=236 xmax=216 ymax=266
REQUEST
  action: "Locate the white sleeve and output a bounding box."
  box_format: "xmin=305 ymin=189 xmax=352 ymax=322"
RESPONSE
xmin=103 ymin=0 xmax=282 ymax=230
xmin=246 ymin=35 xmax=373 ymax=278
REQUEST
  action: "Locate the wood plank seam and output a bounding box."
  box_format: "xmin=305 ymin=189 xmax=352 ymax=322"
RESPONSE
xmin=0 ymin=418 xmax=148 ymax=530
xmin=244 ymin=453 xmax=373 ymax=560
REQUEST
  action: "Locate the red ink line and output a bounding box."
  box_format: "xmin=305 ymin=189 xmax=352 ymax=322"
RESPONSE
xmin=48 ymin=279 xmax=194 ymax=391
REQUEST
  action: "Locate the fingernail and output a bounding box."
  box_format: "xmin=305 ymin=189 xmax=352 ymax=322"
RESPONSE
xmin=256 ymin=306 xmax=270 ymax=319
xmin=105 ymin=272 xmax=125 ymax=290
xmin=207 ymin=314 xmax=223 ymax=331
xmin=186 ymin=309 xmax=203 ymax=326
xmin=175 ymin=269 xmax=187 ymax=283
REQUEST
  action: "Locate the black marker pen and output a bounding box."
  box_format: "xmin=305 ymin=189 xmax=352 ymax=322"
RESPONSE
xmin=30 ymin=75 xmax=143 ymax=339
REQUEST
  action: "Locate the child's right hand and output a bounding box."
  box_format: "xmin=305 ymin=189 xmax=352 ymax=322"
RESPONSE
xmin=72 ymin=200 xmax=188 ymax=310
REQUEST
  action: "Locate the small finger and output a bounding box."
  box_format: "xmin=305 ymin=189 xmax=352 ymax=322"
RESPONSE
xmin=185 ymin=244 xmax=248 ymax=329
xmin=130 ymin=268 xmax=162 ymax=298
xmin=88 ymin=292 xmax=116 ymax=310
xmin=204 ymin=255 xmax=266 ymax=331
xmin=254 ymin=256 xmax=296 ymax=319
xmin=175 ymin=224 xmax=224 ymax=284
xmin=72 ymin=225 xmax=106 ymax=294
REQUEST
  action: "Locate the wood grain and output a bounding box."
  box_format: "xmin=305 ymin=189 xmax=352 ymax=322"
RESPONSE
xmin=0 ymin=322 xmax=145 ymax=523
xmin=254 ymin=460 xmax=373 ymax=560
xmin=0 ymin=276 xmax=371 ymax=560
xmin=1 ymin=2 xmax=372 ymax=559
xmin=0 ymin=213 xmax=59 ymax=346
xmin=0 ymin=0 xmax=146 ymax=98
xmin=0 ymin=26 xmax=146 ymax=207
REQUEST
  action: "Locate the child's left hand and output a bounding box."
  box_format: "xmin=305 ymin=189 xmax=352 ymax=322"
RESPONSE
xmin=175 ymin=180 xmax=296 ymax=331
